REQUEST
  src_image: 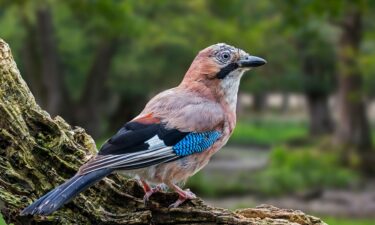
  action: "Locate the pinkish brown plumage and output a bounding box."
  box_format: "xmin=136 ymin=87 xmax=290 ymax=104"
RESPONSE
xmin=21 ymin=43 xmax=266 ymax=215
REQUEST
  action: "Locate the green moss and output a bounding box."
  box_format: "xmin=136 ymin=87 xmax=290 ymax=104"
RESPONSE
xmin=0 ymin=213 xmax=11 ymax=225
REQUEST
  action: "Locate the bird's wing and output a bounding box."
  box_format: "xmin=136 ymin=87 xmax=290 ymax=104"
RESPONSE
xmin=78 ymin=114 xmax=221 ymax=175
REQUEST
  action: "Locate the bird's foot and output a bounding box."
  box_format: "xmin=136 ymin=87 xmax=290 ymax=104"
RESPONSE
xmin=143 ymin=185 xmax=163 ymax=203
xmin=169 ymin=188 xmax=196 ymax=208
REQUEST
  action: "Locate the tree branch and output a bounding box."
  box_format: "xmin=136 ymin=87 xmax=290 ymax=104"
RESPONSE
xmin=0 ymin=38 xmax=327 ymax=225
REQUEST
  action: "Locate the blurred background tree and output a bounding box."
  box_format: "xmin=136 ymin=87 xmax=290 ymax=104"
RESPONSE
xmin=1 ymin=0 xmax=375 ymax=224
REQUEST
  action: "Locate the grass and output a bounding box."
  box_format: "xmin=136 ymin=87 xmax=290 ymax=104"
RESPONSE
xmin=323 ymin=217 xmax=375 ymax=225
xmin=229 ymin=117 xmax=308 ymax=146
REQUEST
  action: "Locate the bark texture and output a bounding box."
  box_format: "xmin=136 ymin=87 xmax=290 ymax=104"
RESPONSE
xmin=335 ymin=7 xmax=371 ymax=149
xmin=0 ymin=38 xmax=326 ymax=225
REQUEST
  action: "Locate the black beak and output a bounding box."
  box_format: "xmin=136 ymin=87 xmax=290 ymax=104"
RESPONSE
xmin=238 ymin=55 xmax=267 ymax=68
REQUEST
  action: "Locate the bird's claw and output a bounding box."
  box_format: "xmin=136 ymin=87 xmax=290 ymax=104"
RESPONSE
xmin=168 ymin=188 xmax=196 ymax=208
xmin=143 ymin=185 xmax=163 ymax=203
xmin=183 ymin=188 xmax=196 ymax=199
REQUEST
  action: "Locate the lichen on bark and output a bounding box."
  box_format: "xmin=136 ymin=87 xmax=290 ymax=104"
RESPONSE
xmin=0 ymin=38 xmax=327 ymax=225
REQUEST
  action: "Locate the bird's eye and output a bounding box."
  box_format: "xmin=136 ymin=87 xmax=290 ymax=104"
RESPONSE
xmin=217 ymin=51 xmax=232 ymax=63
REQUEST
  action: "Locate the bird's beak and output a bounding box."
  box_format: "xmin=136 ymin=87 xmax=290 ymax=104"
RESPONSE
xmin=238 ymin=55 xmax=267 ymax=68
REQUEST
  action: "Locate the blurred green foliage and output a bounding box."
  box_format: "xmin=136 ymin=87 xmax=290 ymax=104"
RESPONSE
xmin=0 ymin=0 xmax=317 ymax=137
xmin=0 ymin=0 xmax=375 ymax=138
xmin=229 ymin=118 xmax=308 ymax=146
xmin=253 ymin=146 xmax=359 ymax=196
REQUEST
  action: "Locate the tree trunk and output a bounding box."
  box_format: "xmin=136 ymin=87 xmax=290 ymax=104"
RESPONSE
xmin=295 ymin=32 xmax=334 ymax=137
xmin=252 ymin=93 xmax=267 ymax=112
xmin=75 ymin=38 xmax=118 ymax=139
xmin=334 ymin=7 xmax=374 ymax=171
xmin=306 ymin=95 xmax=333 ymax=136
xmin=19 ymin=11 xmax=45 ymax=107
xmin=36 ymin=6 xmax=65 ymax=117
xmin=0 ymin=39 xmax=327 ymax=224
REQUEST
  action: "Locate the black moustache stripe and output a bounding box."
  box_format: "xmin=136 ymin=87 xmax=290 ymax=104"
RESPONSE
xmin=216 ymin=63 xmax=239 ymax=79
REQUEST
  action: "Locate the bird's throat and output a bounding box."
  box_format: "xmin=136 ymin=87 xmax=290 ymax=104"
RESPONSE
xmin=220 ymin=71 xmax=243 ymax=113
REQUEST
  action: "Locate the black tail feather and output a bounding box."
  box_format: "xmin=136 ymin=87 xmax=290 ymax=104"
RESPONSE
xmin=21 ymin=168 xmax=112 ymax=216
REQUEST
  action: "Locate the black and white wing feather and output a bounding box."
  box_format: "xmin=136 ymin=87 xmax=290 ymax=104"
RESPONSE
xmin=79 ymin=121 xmax=221 ymax=174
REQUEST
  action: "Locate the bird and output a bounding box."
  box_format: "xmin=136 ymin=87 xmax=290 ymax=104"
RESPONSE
xmin=21 ymin=43 xmax=266 ymax=216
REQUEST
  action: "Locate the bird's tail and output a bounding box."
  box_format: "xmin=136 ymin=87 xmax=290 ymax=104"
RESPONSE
xmin=20 ymin=168 xmax=113 ymax=216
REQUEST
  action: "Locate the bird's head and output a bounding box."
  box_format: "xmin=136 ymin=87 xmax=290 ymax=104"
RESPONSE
xmin=184 ymin=43 xmax=266 ymax=81
xmin=181 ymin=43 xmax=266 ymax=109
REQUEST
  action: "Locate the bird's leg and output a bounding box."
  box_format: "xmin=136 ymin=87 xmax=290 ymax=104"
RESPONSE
xmin=140 ymin=179 xmax=152 ymax=193
xmin=168 ymin=183 xmax=196 ymax=208
xmin=141 ymin=180 xmax=162 ymax=203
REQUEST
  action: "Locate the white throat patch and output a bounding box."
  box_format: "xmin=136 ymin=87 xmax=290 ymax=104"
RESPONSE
xmin=220 ymin=69 xmax=245 ymax=112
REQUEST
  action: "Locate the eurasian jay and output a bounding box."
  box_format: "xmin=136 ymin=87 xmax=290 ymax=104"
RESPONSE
xmin=21 ymin=43 xmax=266 ymax=215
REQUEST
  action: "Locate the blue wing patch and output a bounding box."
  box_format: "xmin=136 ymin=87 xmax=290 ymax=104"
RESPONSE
xmin=173 ymin=131 xmax=221 ymax=156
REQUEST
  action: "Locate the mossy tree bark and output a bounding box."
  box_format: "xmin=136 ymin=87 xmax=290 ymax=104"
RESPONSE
xmin=0 ymin=38 xmax=326 ymax=225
